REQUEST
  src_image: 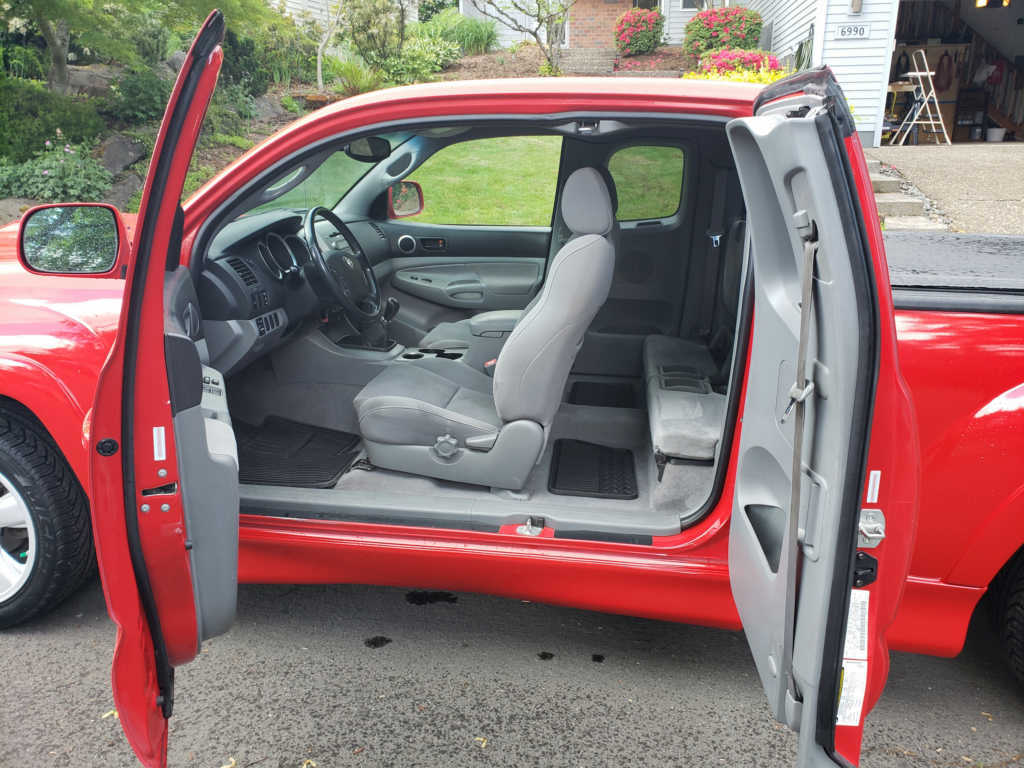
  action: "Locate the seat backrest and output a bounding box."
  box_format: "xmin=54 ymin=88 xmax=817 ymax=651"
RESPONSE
xmin=493 ymin=167 xmax=616 ymax=427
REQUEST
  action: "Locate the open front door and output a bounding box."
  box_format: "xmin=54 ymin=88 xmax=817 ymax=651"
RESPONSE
xmin=89 ymin=12 xmax=235 ymax=768
xmin=726 ymin=69 xmax=918 ymax=766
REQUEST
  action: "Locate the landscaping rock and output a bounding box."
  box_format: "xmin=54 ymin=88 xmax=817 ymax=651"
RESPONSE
xmin=100 ymin=134 xmax=147 ymax=175
xmin=253 ymin=95 xmax=287 ymax=122
xmin=166 ymin=51 xmax=188 ymax=73
xmin=66 ymin=64 xmax=119 ymax=97
xmin=300 ymin=92 xmax=331 ymax=109
xmin=0 ymin=198 xmax=38 ymax=226
xmin=104 ymin=172 xmax=144 ymax=212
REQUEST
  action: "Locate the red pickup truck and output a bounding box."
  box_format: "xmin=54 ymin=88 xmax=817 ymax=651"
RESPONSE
xmin=1 ymin=13 xmax=1022 ymax=768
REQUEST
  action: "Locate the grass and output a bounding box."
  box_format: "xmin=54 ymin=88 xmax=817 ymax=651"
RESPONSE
xmin=407 ymin=138 xmax=685 ymax=225
xmin=407 ymin=136 xmax=562 ymax=226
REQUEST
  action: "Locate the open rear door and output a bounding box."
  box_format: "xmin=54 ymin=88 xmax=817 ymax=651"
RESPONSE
xmin=726 ymin=69 xmax=919 ymax=766
xmin=88 ymin=12 xmax=236 ymax=768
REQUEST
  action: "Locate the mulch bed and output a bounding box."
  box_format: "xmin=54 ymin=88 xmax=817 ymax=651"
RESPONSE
xmin=441 ymin=45 xmax=546 ymax=80
xmin=614 ymin=46 xmax=694 ymax=74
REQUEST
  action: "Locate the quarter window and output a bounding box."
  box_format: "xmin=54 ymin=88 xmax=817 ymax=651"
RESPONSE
xmin=607 ymin=145 xmax=685 ymax=221
xmin=401 ymin=136 xmax=563 ymax=226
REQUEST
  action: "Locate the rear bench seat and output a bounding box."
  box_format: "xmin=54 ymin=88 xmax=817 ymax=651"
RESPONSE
xmin=644 ymin=219 xmax=745 ymax=472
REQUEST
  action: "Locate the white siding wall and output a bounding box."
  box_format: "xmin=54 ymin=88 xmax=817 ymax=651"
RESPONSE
xmin=742 ymin=0 xmax=819 ymax=66
xmin=820 ymin=0 xmax=899 ymax=146
xmin=282 ymin=0 xmax=417 ymax=27
xmin=659 ymin=2 xmax=701 ymax=45
xmin=459 ymin=0 xmax=536 ymax=48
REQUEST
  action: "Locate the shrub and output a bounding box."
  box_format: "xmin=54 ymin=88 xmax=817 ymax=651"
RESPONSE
xmin=699 ymin=47 xmax=779 ymax=75
xmin=614 ymin=9 xmax=665 ymax=57
xmin=332 ymin=58 xmax=386 ymax=97
xmin=280 ymin=94 xmax=303 ymax=114
xmin=221 ymin=28 xmax=273 ymax=97
xmin=100 ymin=70 xmax=174 ymax=125
xmin=380 ymin=35 xmax=461 ymax=83
xmin=0 ymin=136 xmax=113 ymax=201
xmin=343 ymin=0 xmax=411 ymax=70
xmin=4 ymin=45 xmax=47 ymax=80
xmin=202 ymin=82 xmax=257 ymax=139
xmin=0 ymin=79 xmax=106 ymax=164
xmin=683 ymin=7 xmax=762 ymax=59
xmin=417 ymin=8 xmax=497 ymax=55
xmin=419 ymin=0 xmax=456 ymax=22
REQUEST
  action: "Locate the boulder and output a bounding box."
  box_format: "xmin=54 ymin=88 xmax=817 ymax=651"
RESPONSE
xmin=104 ymin=172 xmax=144 ymax=212
xmin=253 ymin=94 xmax=287 ymax=121
xmin=0 ymin=198 xmax=38 ymax=226
xmin=66 ymin=64 xmax=119 ymax=97
xmin=100 ymin=134 xmax=148 ymax=175
xmin=300 ymin=91 xmax=331 ymax=109
xmin=166 ymin=51 xmax=188 ymax=73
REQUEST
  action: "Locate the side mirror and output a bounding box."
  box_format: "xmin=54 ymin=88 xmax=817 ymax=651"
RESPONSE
xmin=388 ymin=180 xmax=424 ymax=219
xmin=18 ymin=203 xmax=127 ymax=277
xmin=345 ymin=136 xmax=391 ymax=163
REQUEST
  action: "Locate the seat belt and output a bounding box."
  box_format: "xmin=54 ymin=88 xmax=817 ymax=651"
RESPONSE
xmin=779 ymin=222 xmax=819 ymax=714
xmin=698 ymin=166 xmax=728 ymax=339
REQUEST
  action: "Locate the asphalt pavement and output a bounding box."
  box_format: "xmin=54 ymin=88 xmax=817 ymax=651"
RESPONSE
xmin=2 ymin=579 xmax=1023 ymax=768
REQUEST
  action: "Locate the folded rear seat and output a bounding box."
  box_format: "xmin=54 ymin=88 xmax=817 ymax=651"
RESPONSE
xmin=644 ymin=219 xmax=745 ymax=469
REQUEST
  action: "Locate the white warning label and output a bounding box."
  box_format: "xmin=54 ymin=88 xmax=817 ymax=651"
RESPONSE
xmin=836 ymin=659 xmax=868 ymax=727
xmin=843 ymin=589 xmax=870 ymax=661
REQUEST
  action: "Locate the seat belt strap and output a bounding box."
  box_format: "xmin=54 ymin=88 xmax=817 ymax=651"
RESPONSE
xmin=698 ymin=166 xmax=729 ymax=338
xmin=780 ymin=230 xmax=819 ymax=707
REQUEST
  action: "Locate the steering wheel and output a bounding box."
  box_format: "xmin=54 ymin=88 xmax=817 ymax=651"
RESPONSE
xmin=303 ymin=206 xmax=382 ymax=323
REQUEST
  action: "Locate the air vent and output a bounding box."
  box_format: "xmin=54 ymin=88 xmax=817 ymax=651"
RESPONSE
xmin=368 ymin=222 xmax=387 ymax=240
xmin=227 ymin=256 xmax=258 ymax=287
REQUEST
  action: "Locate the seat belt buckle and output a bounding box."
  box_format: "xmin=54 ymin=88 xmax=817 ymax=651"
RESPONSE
xmin=483 ymin=358 xmax=497 ymax=377
xmin=707 ymin=230 xmax=723 ymax=248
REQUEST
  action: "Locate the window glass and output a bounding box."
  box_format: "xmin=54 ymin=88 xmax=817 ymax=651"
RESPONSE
xmin=607 ymin=145 xmax=685 ymax=221
xmin=403 ymin=135 xmax=563 ymax=226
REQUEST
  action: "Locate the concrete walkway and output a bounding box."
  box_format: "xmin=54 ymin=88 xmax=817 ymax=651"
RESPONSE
xmin=865 ymin=144 xmax=1024 ymax=235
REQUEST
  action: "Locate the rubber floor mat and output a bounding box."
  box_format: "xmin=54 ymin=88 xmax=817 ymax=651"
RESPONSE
xmin=235 ymin=417 xmax=360 ymax=489
xmin=568 ymin=380 xmax=640 ymax=408
xmin=547 ymin=439 xmax=638 ymax=500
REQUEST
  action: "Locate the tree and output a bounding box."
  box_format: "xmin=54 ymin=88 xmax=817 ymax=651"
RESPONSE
xmin=468 ymin=0 xmax=577 ymax=73
xmin=0 ymin=0 xmax=273 ymax=93
xmin=313 ymin=0 xmax=345 ymax=92
xmin=340 ymin=0 xmax=410 ymax=70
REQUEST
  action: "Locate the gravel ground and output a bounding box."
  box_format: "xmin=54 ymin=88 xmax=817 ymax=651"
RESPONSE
xmin=1 ymin=580 xmax=1022 ymax=768
xmin=866 ymin=144 xmax=1024 ymax=235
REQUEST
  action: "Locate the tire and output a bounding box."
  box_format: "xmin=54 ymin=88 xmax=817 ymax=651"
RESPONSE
xmin=996 ymin=551 xmax=1024 ymax=687
xmin=0 ymin=409 xmax=95 ymax=628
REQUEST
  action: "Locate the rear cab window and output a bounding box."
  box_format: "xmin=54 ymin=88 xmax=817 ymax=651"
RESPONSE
xmin=400 ymin=135 xmax=563 ymax=226
xmin=607 ymin=145 xmax=685 ymax=221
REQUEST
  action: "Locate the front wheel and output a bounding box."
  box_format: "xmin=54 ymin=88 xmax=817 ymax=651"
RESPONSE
xmin=0 ymin=410 xmax=95 ymax=628
xmin=994 ymin=552 xmax=1024 ymax=687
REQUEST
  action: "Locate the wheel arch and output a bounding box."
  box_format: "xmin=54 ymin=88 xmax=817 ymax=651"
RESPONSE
xmin=0 ymin=356 xmax=91 ymax=495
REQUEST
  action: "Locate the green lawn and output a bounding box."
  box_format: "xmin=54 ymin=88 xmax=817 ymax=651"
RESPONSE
xmin=245 ymin=136 xmax=685 ymax=226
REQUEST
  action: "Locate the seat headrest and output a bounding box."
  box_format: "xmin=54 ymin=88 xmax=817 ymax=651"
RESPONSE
xmin=560 ymin=167 xmax=615 ymax=236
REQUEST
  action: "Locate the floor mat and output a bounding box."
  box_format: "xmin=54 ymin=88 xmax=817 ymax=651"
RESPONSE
xmin=568 ymin=380 xmax=640 ymax=408
xmin=547 ymin=439 xmax=638 ymax=500
xmin=235 ymin=417 xmax=360 ymax=489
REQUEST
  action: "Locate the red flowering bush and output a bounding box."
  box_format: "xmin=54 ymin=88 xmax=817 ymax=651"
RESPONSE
xmin=683 ymin=7 xmax=762 ymax=59
xmin=700 ymin=47 xmax=780 ymax=75
xmin=614 ymin=9 xmax=665 ymax=57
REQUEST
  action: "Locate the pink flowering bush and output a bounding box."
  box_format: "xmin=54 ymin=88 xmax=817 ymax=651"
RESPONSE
xmin=700 ymin=47 xmax=780 ymax=75
xmin=0 ymin=133 xmax=112 ymax=201
xmin=683 ymin=7 xmax=763 ymax=59
xmin=614 ymin=9 xmax=665 ymax=57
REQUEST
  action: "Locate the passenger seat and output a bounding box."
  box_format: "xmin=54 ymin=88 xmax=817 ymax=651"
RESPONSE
xmin=644 ymin=219 xmax=745 ymax=469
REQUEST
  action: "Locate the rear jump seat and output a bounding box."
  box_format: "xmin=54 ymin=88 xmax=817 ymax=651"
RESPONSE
xmin=643 ymin=219 xmax=745 ymax=475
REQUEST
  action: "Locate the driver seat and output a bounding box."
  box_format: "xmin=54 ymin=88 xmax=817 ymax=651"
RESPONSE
xmin=354 ymin=167 xmax=617 ymax=489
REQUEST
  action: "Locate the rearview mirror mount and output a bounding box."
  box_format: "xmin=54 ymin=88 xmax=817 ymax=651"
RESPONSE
xmin=345 ymin=136 xmax=391 ymax=163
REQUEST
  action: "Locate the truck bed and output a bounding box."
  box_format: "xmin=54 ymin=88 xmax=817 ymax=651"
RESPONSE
xmin=886 ymin=232 xmax=1024 ymax=313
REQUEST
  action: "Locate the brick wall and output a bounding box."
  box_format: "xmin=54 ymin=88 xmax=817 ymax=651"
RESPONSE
xmin=569 ymin=0 xmax=631 ymax=49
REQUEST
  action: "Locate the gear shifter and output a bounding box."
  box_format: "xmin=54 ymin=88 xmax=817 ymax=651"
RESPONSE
xmin=382 ymin=296 xmax=400 ymax=324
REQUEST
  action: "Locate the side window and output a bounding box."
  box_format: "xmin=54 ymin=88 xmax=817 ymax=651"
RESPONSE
xmin=607 ymin=145 xmax=685 ymax=221
xmin=401 ymin=136 xmax=563 ymax=226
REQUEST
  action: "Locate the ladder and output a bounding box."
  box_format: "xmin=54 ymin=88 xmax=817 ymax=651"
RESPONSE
xmin=890 ymin=49 xmax=952 ymax=146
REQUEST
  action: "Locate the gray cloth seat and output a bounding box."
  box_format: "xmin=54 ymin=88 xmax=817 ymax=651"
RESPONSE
xmin=355 ymin=167 xmax=618 ymax=490
xmin=418 ymin=166 xmax=621 ymax=365
xmin=643 ymin=219 xmax=746 ymax=463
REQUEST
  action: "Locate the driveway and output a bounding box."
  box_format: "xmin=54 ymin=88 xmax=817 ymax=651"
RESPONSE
xmin=1 ymin=580 xmax=1022 ymax=767
xmin=866 ymin=144 xmax=1024 ymax=235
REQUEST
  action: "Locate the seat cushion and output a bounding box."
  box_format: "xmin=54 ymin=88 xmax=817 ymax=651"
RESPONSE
xmin=354 ymin=364 xmax=501 ymax=447
xmin=643 ymin=334 xmax=717 ymax=381
xmin=648 ymin=387 xmax=726 ymax=461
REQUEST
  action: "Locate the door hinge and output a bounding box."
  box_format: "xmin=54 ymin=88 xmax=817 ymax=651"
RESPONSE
xmin=852 ymin=551 xmax=878 ymax=588
xmin=857 ymin=508 xmax=886 ymax=548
